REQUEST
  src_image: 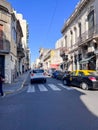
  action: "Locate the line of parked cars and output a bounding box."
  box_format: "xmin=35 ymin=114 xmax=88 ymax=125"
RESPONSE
xmin=30 ymin=68 xmax=98 ymax=90
xmin=51 ymin=69 xmax=98 ymax=90
xmin=52 ymin=70 xmax=70 ymax=80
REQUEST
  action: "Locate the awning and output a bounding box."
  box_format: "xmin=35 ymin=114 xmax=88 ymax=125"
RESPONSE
xmin=80 ymin=55 xmax=95 ymax=64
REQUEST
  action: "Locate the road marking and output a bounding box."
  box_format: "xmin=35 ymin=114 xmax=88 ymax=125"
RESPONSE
xmin=48 ymin=84 xmax=61 ymax=91
xmin=27 ymin=85 xmax=35 ymax=93
xmin=27 ymin=83 xmax=75 ymax=93
xmin=58 ymin=83 xmax=74 ymax=90
xmin=38 ymin=84 xmax=48 ymax=91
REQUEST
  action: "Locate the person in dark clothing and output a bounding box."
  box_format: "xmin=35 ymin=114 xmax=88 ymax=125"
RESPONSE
xmin=0 ymin=74 xmax=5 ymax=96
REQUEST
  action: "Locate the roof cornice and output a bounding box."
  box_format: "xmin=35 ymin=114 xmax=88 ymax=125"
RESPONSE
xmin=61 ymin=0 xmax=90 ymax=33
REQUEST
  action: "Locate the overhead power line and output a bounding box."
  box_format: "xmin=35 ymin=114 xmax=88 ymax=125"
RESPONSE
xmin=48 ymin=0 xmax=58 ymax=32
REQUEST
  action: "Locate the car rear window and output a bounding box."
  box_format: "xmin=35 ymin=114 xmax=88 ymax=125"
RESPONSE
xmin=33 ymin=69 xmax=44 ymax=73
xmin=88 ymin=71 xmax=98 ymax=76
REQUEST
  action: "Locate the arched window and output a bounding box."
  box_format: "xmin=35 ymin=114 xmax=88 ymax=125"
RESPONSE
xmin=78 ymin=22 xmax=82 ymax=37
xmin=70 ymin=30 xmax=73 ymax=47
xmin=64 ymin=35 xmax=67 ymax=48
xmin=74 ymin=27 xmax=77 ymax=43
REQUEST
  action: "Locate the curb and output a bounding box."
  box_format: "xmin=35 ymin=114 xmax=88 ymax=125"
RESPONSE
xmin=16 ymin=78 xmax=26 ymax=92
xmin=4 ymin=73 xmax=29 ymax=95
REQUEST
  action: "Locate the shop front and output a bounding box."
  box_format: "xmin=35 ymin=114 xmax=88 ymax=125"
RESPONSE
xmin=50 ymin=64 xmax=60 ymax=69
xmin=80 ymin=54 xmax=96 ymax=70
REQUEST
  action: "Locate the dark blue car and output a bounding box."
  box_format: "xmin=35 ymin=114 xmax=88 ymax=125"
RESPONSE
xmin=52 ymin=70 xmax=62 ymax=78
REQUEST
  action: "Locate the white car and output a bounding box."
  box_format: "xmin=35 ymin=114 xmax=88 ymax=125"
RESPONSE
xmin=30 ymin=69 xmax=47 ymax=84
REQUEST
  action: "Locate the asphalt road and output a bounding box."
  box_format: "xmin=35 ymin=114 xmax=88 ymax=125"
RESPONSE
xmin=0 ymin=77 xmax=98 ymax=130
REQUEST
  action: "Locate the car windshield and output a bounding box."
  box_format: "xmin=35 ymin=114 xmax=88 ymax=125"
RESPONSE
xmin=33 ymin=69 xmax=44 ymax=73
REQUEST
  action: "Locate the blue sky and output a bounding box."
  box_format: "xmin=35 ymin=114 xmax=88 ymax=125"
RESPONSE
xmin=7 ymin=0 xmax=79 ymax=63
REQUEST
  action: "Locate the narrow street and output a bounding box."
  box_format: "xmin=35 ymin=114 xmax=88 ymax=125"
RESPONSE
xmin=1 ymin=0 xmax=98 ymax=129
xmin=0 ymin=77 xmax=98 ymax=130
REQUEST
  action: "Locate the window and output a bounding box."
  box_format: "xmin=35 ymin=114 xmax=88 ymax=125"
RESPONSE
xmin=78 ymin=23 xmax=82 ymax=37
xmin=0 ymin=25 xmax=3 ymax=49
xmin=78 ymin=72 xmax=84 ymax=76
xmin=33 ymin=69 xmax=44 ymax=73
xmin=74 ymin=27 xmax=77 ymax=43
xmin=88 ymin=10 xmax=94 ymax=29
xmin=65 ymin=36 xmax=67 ymax=48
xmin=70 ymin=71 xmax=76 ymax=76
xmin=12 ymin=27 xmax=16 ymax=43
xmin=70 ymin=30 xmax=73 ymax=47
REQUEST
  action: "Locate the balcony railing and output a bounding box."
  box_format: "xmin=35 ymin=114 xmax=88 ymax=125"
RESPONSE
xmin=69 ymin=24 xmax=98 ymax=52
xmin=0 ymin=39 xmax=10 ymax=53
xmin=60 ymin=47 xmax=68 ymax=57
xmin=77 ymin=24 xmax=98 ymax=46
xmin=17 ymin=44 xmax=25 ymax=58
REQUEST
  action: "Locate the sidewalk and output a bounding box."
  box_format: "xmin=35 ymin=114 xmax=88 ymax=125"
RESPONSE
xmin=3 ymin=71 xmax=29 ymax=95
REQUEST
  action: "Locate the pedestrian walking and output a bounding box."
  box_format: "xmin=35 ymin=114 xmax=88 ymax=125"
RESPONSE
xmin=0 ymin=73 xmax=5 ymax=96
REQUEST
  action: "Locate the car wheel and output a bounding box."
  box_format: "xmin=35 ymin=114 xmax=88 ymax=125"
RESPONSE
xmin=80 ymin=82 xmax=88 ymax=90
xmin=63 ymin=79 xmax=67 ymax=85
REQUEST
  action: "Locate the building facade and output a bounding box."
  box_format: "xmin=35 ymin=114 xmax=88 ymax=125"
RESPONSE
xmin=0 ymin=0 xmax=18 ymax=83
xmin=39 ymin=48 xmax=62 ymax=70
xmin=15 ymin=12 xmax=30 ymax=73
xmin=0 ymin=0 xmax=30 ymax=83
xmin=61 ymin=0 xmax=98 ymax=71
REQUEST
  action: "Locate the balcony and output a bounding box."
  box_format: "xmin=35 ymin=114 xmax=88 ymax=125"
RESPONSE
xmin=69 ymin=24 xmax=98 ymax=52
xmin=77 ymin=24 xmax=98 ymax=46
xmin=60 ymin=47 xmax=68 ymax=57
xmin=17 ymin=44 xmax=25 ymax=58
xmin=63 ymin=55 xmax=68 ymax=61
xmin=0 ymin=39 xmax=10 ymax=53
xmin=60 ymin=51 xmax=65 ymax=57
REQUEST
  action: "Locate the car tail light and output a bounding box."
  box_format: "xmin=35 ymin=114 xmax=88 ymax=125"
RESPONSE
xmin=31 ymin=73 xmax=34 ymax=76
xmin=89 ymin=76 xmax=96 ymax=81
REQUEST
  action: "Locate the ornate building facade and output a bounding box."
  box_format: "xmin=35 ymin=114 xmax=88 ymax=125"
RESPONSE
xmin=60 ymin=0 xmax=98 ymax=71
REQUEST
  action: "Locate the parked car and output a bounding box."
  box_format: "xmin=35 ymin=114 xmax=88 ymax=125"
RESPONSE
xmin=48 ymin=68 xmax=56 ymax=76
xmin=56 ymin=71 xmax=65 ymax=80
xmin=52 ymin=70 xmax=62 ymax=78
xmin=62 ymin=70 xmax=98 ymax=90
xmin=30 ymin=69 xmax=47 ymax=84
xmin=57 ymin=70 xmax=71 ymax=80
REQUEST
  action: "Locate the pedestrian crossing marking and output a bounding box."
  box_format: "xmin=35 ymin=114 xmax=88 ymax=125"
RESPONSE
xmin=48 ymin=84 xmax=61 ymax=91
xmin=58 ymin=83 xmax=74 ymax=90
xmin=38 ymin=84 xmax=48 ymax=91
xmin=27 ymin=83 xmax=74 ymax=93
xmin=27 ymin=85 xmax=35 ymax=93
